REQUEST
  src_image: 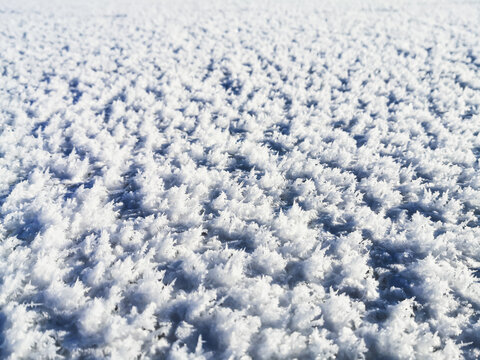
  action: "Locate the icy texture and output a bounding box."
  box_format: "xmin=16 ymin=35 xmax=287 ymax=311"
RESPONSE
xmin=1 ymin=0 xmax=480 ymax=359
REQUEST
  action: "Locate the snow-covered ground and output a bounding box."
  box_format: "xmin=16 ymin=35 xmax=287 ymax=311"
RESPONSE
xmin=1 ymin=0 xmax=480 ymax=358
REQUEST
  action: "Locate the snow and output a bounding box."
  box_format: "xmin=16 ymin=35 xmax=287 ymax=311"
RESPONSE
xmin=1 ymin=0 xmax=480 ymax=358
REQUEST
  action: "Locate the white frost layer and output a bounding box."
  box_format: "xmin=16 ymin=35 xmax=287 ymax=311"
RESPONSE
xmin=1 ymin=0 xmax=480 ymax=358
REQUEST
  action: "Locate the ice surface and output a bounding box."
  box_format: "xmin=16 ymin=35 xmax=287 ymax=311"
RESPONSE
xmin=1 ymin=0 xmax=480 ymax=358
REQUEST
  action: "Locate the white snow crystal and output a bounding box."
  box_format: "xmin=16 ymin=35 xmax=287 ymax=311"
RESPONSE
xmin=1 ymin=0 xmax=480 ymax=358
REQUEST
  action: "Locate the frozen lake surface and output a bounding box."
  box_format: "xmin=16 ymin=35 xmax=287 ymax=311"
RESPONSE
xmin=1 ymin=0 xmax=480 ymax=358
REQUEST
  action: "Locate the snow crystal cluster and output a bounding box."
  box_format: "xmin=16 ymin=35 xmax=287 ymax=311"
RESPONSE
xmin=1 ymin=0 xmax=480 ymax=358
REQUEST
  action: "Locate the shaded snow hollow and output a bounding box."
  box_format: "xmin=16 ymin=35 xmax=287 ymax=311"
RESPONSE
xmin=1 ymin=0 xmax=480 ymax=359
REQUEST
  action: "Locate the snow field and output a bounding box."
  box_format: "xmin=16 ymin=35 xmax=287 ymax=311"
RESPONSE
xmin=1 ymin=0 xmax=480 ymax=358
